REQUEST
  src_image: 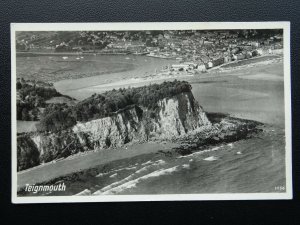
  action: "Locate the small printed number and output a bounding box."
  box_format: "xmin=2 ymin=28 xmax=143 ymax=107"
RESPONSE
xmin=275 ymin=186 xmax=285 ymax=191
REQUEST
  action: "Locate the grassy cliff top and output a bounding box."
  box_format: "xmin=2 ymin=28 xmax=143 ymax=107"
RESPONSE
xmin=37 ymin=80 xmax=193 ymax=132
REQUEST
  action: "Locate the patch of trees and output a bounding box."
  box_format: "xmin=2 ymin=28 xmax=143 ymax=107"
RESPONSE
xmin=17 ymin=79 xmax=62 ymax=121
xmin=38 ymin=80 xmax=192 ymax=132
xmin=36 ymin=104 xmax=76 ymax=132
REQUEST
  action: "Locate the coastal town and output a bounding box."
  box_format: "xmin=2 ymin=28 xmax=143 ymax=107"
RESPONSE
xmin=16 ymin=30 xmax=283 ymax=75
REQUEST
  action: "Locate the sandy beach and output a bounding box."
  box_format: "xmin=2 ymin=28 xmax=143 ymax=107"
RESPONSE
xmin=52 ymin=55 xmax=175 ymax=99
xmin=17 ymin=142 xmax=179 ymax=189
xmin=53 ymin=55 xmax=284 ymax=126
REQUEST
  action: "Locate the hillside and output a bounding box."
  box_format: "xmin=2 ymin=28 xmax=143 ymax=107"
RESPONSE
xmin=17 ymin=80 xmax=212 ymax=171
xmin=36 ymin=80 xmax=193 ymax=132
xmin=16 ymin=30 xmax=283 ymax=53
xmin=17 ymin=79 xmax=75 ymax=122
xmin=17 ymin=80 xmax=263 ymax=173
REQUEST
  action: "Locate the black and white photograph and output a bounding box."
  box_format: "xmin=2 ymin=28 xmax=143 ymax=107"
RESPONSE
xmin=11 ymin=22 xmax=292 ymax=203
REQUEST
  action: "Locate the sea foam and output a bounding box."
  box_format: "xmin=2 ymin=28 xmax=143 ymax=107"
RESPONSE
xmin=94 ymin=159 xmax=166 ymax=194
xmin=203 ymin=156 xmax=218 ymax=161
xmin=178 ymin=146 xmax=222 ymax=159
xmin=94 ymin=166 xmax=180 ymax=195
xmin=74 ymin=189 xmax=92 ymax=196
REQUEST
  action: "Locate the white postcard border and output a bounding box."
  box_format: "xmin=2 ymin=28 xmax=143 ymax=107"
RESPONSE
xmin=11 ymin=22 xmax=292 ymax=203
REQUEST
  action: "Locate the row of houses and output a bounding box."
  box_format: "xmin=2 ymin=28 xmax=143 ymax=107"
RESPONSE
xmin=170 ymin=48 xmax=268 ymax=72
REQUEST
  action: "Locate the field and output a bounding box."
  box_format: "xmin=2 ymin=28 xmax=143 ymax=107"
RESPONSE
xmin=45 ymin=96 xmax=78 ymax=106
xmin=17 ymin=121 xmax=38 ymax=133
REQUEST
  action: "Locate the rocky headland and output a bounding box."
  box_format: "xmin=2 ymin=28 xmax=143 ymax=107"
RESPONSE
xmin=17 ymin=80 xmax=261 ymax=173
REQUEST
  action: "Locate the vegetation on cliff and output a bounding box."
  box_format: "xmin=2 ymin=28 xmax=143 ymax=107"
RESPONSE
xmin=17 ymin=80 xmax=205 ymax=171
xmin=17 ymin=79 xmax=63 ymax=121
xmin=37 ymin=80 xmax=192 ymax=132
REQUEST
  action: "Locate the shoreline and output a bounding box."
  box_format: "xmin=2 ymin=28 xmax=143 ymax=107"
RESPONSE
xmin=16 ymin=51 xmax=179 ymax=60
xmin=16 ymin=116 xmax=285 ymax=196
xmin=16 ymin=51 xmax=131 ymax=57
xmin=17 ymin=114 xmax=263 ymax=191
xmin=58 ymin=54 xmax=282 ymax=100
xmin=17 ymin=141 xmax=179 ymax=190
xmin=17 ymin=121 xmax=277 ymax=195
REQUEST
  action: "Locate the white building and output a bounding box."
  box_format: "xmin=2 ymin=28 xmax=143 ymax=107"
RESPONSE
xmin=207 ymin=61 xmax=213 ymax=68
xmin=171 ymin=64 xmax=190 ymax=71
xmin=197 ymin=64 xmax=206 ymax=72
xmin=257 ymin=49 xmax=263 ymax=55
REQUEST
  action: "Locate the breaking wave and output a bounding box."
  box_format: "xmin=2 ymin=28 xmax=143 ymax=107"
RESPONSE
xmin=93 ymin=160 xmax=166 ymax=194
xmin=94 ymin=166 xmax=180 ymax=195
xmin=74 ymin=189 xmax=92 ymax=196
xmin=203 ymin=156 xmax=218 ymax=161
xmin=178 ymin=146 xmax=223 ymax=159
xmin=109 ymin=173 xmax=118 ymax=178
xmin=96 ymin=165 xmax=137 ymax=177
xmin=92 ymin=160 xmax=191 ymax=195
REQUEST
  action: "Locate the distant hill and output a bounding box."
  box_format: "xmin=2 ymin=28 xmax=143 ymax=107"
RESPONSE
xmin=15 ymin=29 xmax=283 ymax=52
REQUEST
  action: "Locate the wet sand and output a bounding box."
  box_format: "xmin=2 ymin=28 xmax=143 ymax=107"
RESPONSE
xmin=17 ymin=142 xmax=178 ymax=189
xmin=190 ymin=61 xmax=285 ymax=127
xmin=53 ymin=55 xmax=175 ymax=100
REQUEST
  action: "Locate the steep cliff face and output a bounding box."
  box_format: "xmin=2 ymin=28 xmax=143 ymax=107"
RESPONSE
xmin=30 ymin=130 xmax=84 ymax=163
xmin=17 ymin=134 xmax=40 ymax=171
xmin=16 ymin=130 xmax=84 ymax=170
xmin=72 ymin=105 xmax=146 ymax=149
xmin=156 ymin=92 xmax=210 ymax=138
xmin=71 ymin=92 xmax=211 ymax=147
xmin=17 ymin=91 xmax=211 ymax=171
